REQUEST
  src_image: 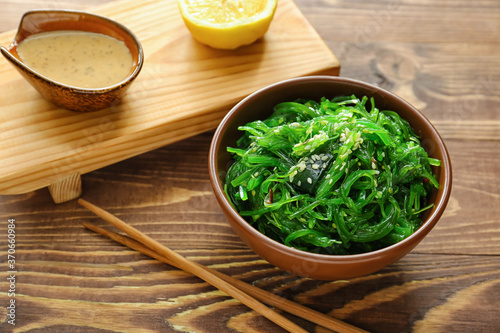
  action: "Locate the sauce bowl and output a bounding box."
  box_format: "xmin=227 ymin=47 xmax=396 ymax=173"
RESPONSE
xmin=209 ymin=76 xmax=453 ymax=280
xmin=1 ymin=9 xmax=143 ymax=112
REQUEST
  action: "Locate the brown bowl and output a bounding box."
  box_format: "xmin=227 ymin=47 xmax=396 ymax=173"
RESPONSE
xmin=1 ymin=9 xmax=143 ymax=112
xmin=209 ymin=76 xmax=452 ymax=280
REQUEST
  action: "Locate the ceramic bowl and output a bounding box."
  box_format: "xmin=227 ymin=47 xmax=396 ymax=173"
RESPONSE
xmin=209 ymin=76 xmax=452 ymax=280
xmin=1 ymin=9 xmax=143 ymax=112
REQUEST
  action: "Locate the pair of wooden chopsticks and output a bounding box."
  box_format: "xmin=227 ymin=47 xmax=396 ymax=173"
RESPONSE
xmin=78 ymin=198 xmax=368 ymax=333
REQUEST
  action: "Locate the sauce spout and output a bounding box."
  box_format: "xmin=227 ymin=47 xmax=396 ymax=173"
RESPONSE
xmin=0 ymin=9 xmax=44 ymax=87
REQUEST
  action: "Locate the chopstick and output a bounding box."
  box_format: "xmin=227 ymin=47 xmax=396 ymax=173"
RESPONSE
xmin=78 ymin=199 xmax=307 ymax=333
xmin=78 ymin=198 xmax=368 ymax=333
xmin=81 ymin=223 xmax=368 ymax=333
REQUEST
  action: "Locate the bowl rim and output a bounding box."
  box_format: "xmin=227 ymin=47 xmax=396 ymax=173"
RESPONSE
xmin=2 ymin=8 xmax=144 ymax=93
xmin=209 ymin=75 xmax=453 ymax=263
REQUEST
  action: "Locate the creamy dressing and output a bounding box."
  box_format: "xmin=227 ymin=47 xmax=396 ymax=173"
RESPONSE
xmin=16 ymin=30 xmax=133 ymax=89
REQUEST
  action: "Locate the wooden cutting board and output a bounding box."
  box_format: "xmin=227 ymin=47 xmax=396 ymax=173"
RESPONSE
xmin=0 ymin=0 xmax=340 ymax=203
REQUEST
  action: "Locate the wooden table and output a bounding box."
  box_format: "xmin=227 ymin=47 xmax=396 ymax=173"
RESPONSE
xmin=1 ymin=1 xmax=499 ymax=332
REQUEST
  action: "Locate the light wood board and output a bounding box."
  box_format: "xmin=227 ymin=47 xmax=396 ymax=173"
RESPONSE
xmin=0 ymin=0 xmax=340 ymax=202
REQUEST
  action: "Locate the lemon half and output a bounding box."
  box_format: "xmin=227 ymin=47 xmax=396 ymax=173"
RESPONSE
xmin=178 ymin=0 xmax=278 ymax=50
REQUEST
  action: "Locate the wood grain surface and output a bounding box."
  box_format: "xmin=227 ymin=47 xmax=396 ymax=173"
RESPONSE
xmin=1 ymin=0 xmax=500 ymax=332
xmin=0 ymin=0 xmax=340 ymax=200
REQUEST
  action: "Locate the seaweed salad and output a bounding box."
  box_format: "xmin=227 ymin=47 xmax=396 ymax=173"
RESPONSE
xmin=225 ymin=95 xmax=440 ymax=255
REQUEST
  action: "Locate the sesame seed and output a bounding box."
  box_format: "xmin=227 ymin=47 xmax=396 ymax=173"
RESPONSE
xmin=297 ymin=161 xmax=307 ymax=172
xmin=307 ymin=177 xmax=312 ymax=184
xmin=297 ymin=180 xmax=302 ymax=186
xmin=312 ymin=163 xmax=320 ymax=169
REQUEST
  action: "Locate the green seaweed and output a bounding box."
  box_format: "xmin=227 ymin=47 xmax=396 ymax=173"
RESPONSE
xmin=225 ymin=95 xmax=440 ymax=255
